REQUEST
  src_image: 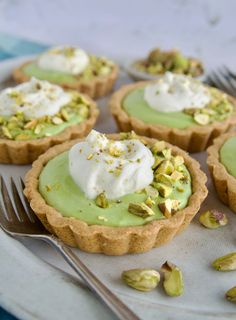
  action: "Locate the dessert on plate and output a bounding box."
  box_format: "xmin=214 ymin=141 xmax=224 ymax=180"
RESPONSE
xmin=207 ymin=132 xmax=236 ymax=213
xmin=13 ymin=46 xmax=118 ymax=99
xmin=24 ymin=130 xmax=207 ymax=255
xmin=110 ymin=72 xmax=236 ymax=152
xmin=132 ymin=48 xmax=203 ymax=78
xmin=0 ymin=77 xmax=98 ymax=164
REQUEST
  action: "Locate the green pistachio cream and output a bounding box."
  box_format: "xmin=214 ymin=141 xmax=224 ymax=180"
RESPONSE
xmin=39 ymin=137 xmax=192 ymax=227
xmin=0 ymin=92 xmax=90 ymax=141
xmin=220 ymin=136 xmax=236 ymax=178
xmin=122 ymin=87 xmax=234 ymax=129
xmin=23 ymin=55 xmax=113 ymax=83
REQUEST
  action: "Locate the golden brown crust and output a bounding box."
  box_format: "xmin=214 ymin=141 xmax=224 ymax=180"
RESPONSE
xmin=0 ymin=95 xmax=99 ymax=164
xmin=12 ymin=60 xmax=119 ymax=99
xmin=207 ymin=132 xmax=236 ymax=213
xmin=24 ymin=134 xmax=208 ymax=255
xmin=109 ymin=81 xmax=236 ymax=153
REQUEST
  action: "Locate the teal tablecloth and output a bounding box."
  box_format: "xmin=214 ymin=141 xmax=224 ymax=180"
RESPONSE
xmin=0 ymin=32 xmax=48 ymax=320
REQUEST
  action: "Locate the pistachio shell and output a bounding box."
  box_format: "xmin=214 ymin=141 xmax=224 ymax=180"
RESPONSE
xmin=122 ymin=269 xmax=160 ymax=292
xmin=199 ymin=210 xmax=228 ymax=229
xmin=226 ymin=286 xmax=236 ymax=303
xmin=161 ymin=261 xmax=184 ymax=297
xmin=212 ymin=253 xmax=236 ymax=271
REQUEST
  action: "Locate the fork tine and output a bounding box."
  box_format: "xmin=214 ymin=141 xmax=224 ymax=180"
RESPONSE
xmin=19 ymin=177 xmax=36 ymax=222
xmin=223 ymin=65 xmax=236 ymax=80
xmin=217 ymin=67 xmax=236 ymax=95
xmin=0 ymin=176 xmax=18 ymax=222
xmin=208 ymin=71 xmax=234 ymax=96
xmin=10 ymin=178 xmax=31 ymax=222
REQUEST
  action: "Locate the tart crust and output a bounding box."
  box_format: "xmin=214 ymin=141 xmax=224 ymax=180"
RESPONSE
xmin=24 ymin=134 xmax=208 ymax=255
xmin=0 ymin=95 xmax=99 ymax=164
xmin=109 ymin=81 xmax=236 ymax=153
xmin=207 ymin=132 xmax=236 ymax=213
xmin=13 ymin=61 xmax=119 ymax=99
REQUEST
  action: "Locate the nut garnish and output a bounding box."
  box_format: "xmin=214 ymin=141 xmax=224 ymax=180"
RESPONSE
xmin=122 ymin=269 xmax=160 ymax=292
xmin=226 ymin=286 xmax=236 ymax=303
xmin=158 ymin=199 xmax=180 ymax=218
xmin=95 ymin=193 xmax=109 ymax=208
xmin=161 ymin=261 xmax=184 ymax=297
xmin=212 ymin=253 xmax=236 ymax=271
xmin=194 ymin=113 xmax=209 ymax=125
xmin=199 ymin=210 xmax=228 ymax=229
xmin=128 ymin=202 xmax=155 ymax=218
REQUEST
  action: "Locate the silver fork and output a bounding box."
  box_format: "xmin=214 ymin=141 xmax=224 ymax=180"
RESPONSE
xmin=0 ymin=176 xmax=140 ymax=320
xmin=206 ymin=66 xmax=236 ymax=97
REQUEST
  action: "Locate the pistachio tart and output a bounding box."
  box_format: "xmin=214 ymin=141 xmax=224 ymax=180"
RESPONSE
xmin=133 ymin=48 xmax=204 ymax=78
xmin=0 ymin=78 xmax=98 ymax=164
xmin=207 ymin=132 xmax=236 ymax=213
xmin=110 ymin=75 xmax=236 ymax=152
xmin=13 ymin=46 xmax=118 ymax=99
xmin=24 ymin=131 xmax=207 ymax=255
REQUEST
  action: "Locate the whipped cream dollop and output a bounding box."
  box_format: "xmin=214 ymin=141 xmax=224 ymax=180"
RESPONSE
xmin=144 ymin=72 xmax=211 ymax=112
xmin=0 ymin=78 xmax=71 ymax=119
xmin=69 ymin=130 xmax=155 ymax=200
xmin=37 ymin=46 xmax=89 ymax=75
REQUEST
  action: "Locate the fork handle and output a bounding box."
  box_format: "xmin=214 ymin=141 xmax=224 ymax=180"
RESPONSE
xmin=46 ymin=236 xmax=140 ymax=320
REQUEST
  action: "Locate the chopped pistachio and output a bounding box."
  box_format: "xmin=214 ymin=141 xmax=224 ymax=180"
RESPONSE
xmin=155 ymin=173 xmax=172 ymax=186
xmin=155 ymin=160 xmax=174 ymax=175
xmin=24 ymin=119 xmax=38 ymax=129
xmin=120 ymin=131 xmax=138 ymax=140
xmin=151 ymin=141 xmax=166 ymax=154
xmin=145 ymin=196 xmax=155 ymax=207
xmin=122 ymin=269 xmax=160 ymax=292
xmin=52 ymin=116 xmax=63 ymax=125
xmin=45 ymin=184 xmax=52 ymax=192
xmin=171 ymin=155 xmax=184 ymax=168
xmin=161 ymin=148 xmax=172 ymax=159
xmin=161 ymin=261 xmax=184 ymax=297
xmin=95 ymin=193 xmax=109 ymax=208
xmin=199 ymin=210 xmax=228 ymax=229
xmin=87 ymin=153 xmax=94 ymax=160
xmin=61 ymin=109 xmax=69 ymax=121
xmin=158 ymin=199 xmax=179 ymax=218
xmin=226 ymin=286 xmax=236 ymax=303
xmin=2 ymin=126 xmax=12 ymax=139
xmin=109 ymin=144 xmax=123 ymax=157
xmin=212 ymin=253 xmax=236 ymax=271
xmin=194 ymin=113 xmax=210 ymax=125
xmin=145 ymin=185 xmax=159 ymax=198
xmin=152 ymin=156 xmax=164 ymax=169
xmin=170 ymin=170 xmax=184 ymax=181
xmin=98 ymin=216 xmax=108 ymax=222
xmin=34 ymin=124 xmax=42 ymax=135
xmin=128 ymin=202 xmax=155 ymax=218
xmin=155 ymin=183 xmax=173 ymax=198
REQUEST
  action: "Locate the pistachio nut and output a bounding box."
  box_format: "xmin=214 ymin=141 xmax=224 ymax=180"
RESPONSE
xmin=128 ymin=202 xmax=155 ymax=218
xmin=155 ymin=182 xmax=172 ymax=198
xmin=151 ymin=141 xmax=166 ymax=154
xmin=122 ymin=269 xmax=160 ymax=292
xmin=226 ymin=286 xmax=236 ymax=303
xmin=95 ymin=193 xmax=109 ymax=208
xmin=199 ymin=210 xmax=228 ymax=229
xmin=161 ymin=261 xmax=184 ymax=297
xmin=212 ymin=252 xmax=236 ymax=271
xmin=194 ymin=113 xmax=209 ymax=125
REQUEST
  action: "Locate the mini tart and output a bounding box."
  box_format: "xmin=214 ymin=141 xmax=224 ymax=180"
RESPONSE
xmin=207 ymin=132 xmax=236 ymax=213
xmin=0 ymin=93 xmax=98 ymax=164
xmin=110 ymin=81 xmax=236 ymax=153
xmin=133 ymin=48 xmax=204 ymax=78
xmin=13 ymin=60 xmax=118 ymax=99
xmin=24 ymin=134 xmax=207 ymax=256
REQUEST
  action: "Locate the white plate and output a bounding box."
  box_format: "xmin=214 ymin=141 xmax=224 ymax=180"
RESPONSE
xmin=0 ymin=56 xmax=236 ymax=320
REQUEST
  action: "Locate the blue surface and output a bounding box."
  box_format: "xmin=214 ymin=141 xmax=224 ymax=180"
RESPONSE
xmin=0 ymin=32 xmax=47 ymax=320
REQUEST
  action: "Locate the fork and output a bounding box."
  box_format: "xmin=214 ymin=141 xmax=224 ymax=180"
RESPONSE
xmin=0 ymin=176 xmax=140 ymax=320
xmin=206 ymin=66 xmax=236 ymax=97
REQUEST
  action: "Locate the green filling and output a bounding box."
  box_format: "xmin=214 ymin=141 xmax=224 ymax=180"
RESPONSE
xmin=23 ymin=56 xmax=113 ymax=83
xmin=23 ymin=62 xmax=77 ymax=84
xmin=38 ymin=152 xmax=192 ymax=227
xmin=123 ymin=88 xmax=196 ymax=129
xmin=220 ymin=136 xmax=236 ymax=178
xmin=122 ymin=88 xmax=234 ymax=129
